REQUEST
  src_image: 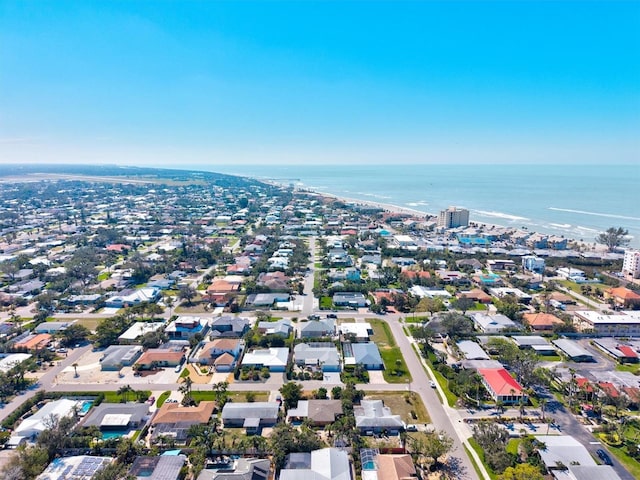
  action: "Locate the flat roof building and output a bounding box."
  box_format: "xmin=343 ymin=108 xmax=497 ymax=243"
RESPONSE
xmin=552 ymin=339 xmax=595 ymax=362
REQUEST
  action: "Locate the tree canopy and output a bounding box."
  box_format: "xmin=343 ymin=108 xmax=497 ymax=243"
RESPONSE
xmin=596 ymin=227 xmax=630 ymax=252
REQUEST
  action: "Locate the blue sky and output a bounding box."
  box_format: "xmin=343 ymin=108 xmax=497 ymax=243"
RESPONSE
xmin=1 ymin=0 xmax=638 ymax=166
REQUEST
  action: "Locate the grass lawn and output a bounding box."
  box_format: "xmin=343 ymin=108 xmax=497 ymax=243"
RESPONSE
xmin=175 ymin=299 xmax=210 ymax=314
xmin=103 ymin=390 xmax=151 ymax=403
xmin=190 ymin=391 xmax=269 ymax=403
xmin=403 ymin=315 xmax=430 ymax=323
xmin=506 ymin=438 xmax=520 ymax=455
xmin=540 ymin=355 xmax=563 ymax=362
xmin=468 ymin=438 xmax=498 ymax=480
xmin=368 ymin=319 xmax=411 ymax=383
xmin=156 ymin=391 xmax=171 ymax=408
xmin=75 ymin=317 xmax=106 ymax=331
xmin=616 ymin=364 xmax=640 ymax=375
xmin=320 ymin=297 xmax=333 ymax=309
xmin=464 ymin=443 xmax=486 ymax=480
xmin=607 ymin=445 xmax=640 ymax=479
xmin=365 ymin=391 xmax=430 ymax=423
xmin=431 ymin=369 xmax=458 ymax=407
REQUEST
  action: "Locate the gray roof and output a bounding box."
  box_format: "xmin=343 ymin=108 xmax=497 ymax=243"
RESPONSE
xmin=552 ymin=339 xmax=594 ymax=360
xmin=221 ymin=402 xmax=279 ymax=422
xmin=286 ymin=400 xmax=343 ymax=424
xmin=196 ymin=458 xmax=270 ymax=480
xmin=352 ymin=342 xmax=383 ymax=366
xmin=535 ymin=435 xmax=596 ymax=469
xmin=510 ymin=335 xmax=550 ymax=347
xmin=129 ymin=455 xmax=186 ymax=480
xmin=82 ymin=403 xmax=149 ymax=428
xmin=354 ymin=400 xmax=404 ymax=429
xmin=299 ymin=319 xmax=335 ymax=337
xmin=457 ymin=340 xmax=490 ymax=360
xmin=100 ymin=345 xmax=142 ymax=368
xmin=280 ymin=448 xmax=351 ymax=480
xmin=293 ymin=343 xmax=340 ymax=367
xmin=564 ymin=465 xmax=622 ymax=480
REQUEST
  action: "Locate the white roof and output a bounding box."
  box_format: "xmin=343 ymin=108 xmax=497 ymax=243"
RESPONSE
xmin=15 ymin=399 xmax=82 ymax=437
xmin=535 ymin=435 xmax=596 ymax=469
xmin=101 ymin=414 xmax=132 ymax=427
xmin=339 ymin=323 xmax=371 ymax=338
xmin=457 ymin=340 xmax=490 ymax=360
xmin=0 ymin=353 xmax=32 ymax=373
xmin=575 ymin=310 xmax=640 ymax=325
xmin=242 ymin=347 xmax=289 ymax=367
xmin=118 ymin=321 xmax=165 ymax=340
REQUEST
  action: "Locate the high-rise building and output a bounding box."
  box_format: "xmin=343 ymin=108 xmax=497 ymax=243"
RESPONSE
xmin=438 ymin=206 xmax=469 ymax=229
xmin=622 ymin=250 xmax=640 ymax=279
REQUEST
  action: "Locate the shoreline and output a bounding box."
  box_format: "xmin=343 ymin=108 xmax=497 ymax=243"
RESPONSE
xmin=288 ymin=183 xmax=611 ymax=254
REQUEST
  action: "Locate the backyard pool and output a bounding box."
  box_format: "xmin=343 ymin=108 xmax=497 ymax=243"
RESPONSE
xmin=79 ymin=401 xmax=93 ymax=416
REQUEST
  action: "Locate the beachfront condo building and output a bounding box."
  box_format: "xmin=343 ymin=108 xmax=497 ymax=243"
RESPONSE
xmin=438 ymin=206 xmax=469 ymax=229
xmin=623 ymin=250 xmax=640 ymax=280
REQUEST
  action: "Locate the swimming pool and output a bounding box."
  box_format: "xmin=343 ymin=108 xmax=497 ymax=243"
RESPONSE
xmin=79 ymin=401 xmax=93 ymax=416
xmin=362 ymin=461 xmax=376 ymax=470
xmin=102 ymin=430 xmax=130 ymax=440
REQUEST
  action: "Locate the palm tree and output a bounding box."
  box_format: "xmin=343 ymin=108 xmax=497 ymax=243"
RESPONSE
xmin=179 ymin=375 xmax=194 ymax=405
xmin=164 ymin=296 xmax=174 ymax=318
xmin=117 ymin=384 xmax=133 ymax=403
xmin=72 ymin=362 xmax=79 ymax=378
xmin=540 ymin=398 xmax=547 ymax=422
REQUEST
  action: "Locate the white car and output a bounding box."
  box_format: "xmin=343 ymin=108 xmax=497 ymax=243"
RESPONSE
xmin=430 ymin=381 xmax=436 ymax=388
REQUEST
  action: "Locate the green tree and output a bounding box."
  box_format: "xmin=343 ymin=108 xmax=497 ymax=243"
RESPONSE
xmin=452 ymin=296 xmax=475 ymax=314
xmin=407 ymin=429 xmax=455 ymax=471
xmin=179 ymin=285 xmax=197 ymax=306
xmin=60 ymin=324 xmax=90 ymax=347
xmin=279 ymin=382 xmax=303 ymax=410
xmin=498 ymin=463 xmax=544 ymax=480
xmin=596 ymin=227 xmax=630 ymax=252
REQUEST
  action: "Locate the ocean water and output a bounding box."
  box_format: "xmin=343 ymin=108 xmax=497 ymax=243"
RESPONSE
xmin=201 ymin=164 xmax=640 ymax=247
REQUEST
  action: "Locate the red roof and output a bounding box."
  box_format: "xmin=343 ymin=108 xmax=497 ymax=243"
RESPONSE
xmin=608 ymin=287 xmax=640 ymax=301
xmin=478 ymin=368 xmax=523 ymax=396
xmin=576 ymin=377 xmax=594 ymax=393
xmin=617 ymin=345 xmax=638 ymax=358
xmin=598 ymin=382 xmax=619 ymax=398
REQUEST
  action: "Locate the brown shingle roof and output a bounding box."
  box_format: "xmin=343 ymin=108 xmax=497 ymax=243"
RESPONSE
xmin=376 ymin=454 xmax=417 ymax=480
xmin=152 ymin=401 xmax=215 ymax=425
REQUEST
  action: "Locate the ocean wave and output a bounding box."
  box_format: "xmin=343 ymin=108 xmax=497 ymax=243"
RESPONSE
xmin=406 ymin=202 xmax=429 ymax=207
xmin=356 ymin=192 xmax=392 ymax=200
xmin=473 ymin=210 xmax=530 ymax=222
xmin=549 ymin=223 xmax=572 ymax=229
xmin=549 ymin=207 xmax=640 ymax=222
xmin=574 ymin=225 xmax=599 ymax=233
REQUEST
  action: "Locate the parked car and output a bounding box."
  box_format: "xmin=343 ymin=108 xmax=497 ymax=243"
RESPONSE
xmin=596 ymin=449 xmax=613 ymax=466
xmin=430 ymin=381 xmax=436 ymax=388
xmin=326 ymin=313 xmax=337 ymax=319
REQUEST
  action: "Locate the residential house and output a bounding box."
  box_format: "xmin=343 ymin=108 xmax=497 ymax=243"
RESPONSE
xmin=280 ymin=448 xmax=351 ymax=480
xmin=523 ymin=313 xmax=564 ymax=332
xmin=100 ymin=345 xmax=143 ymax=371
xmin=339 ymin=322 xmax=372 ymax=341
xmin=150 ymin=401 xmax=215 ymax=443
xmin=196 ymin=338 xmax=244 ymax=371
xmin=165 ymin=316 xmax=209 ymax=340
xmin=245 ymin=293 xmax=290 ymax=308
xmin=299 ymin=318 xmax=335 ymax=338
xmin=286 ymin=400 xmax=343 ymax=426
xmin=457 ymin=289 xmax=492 ymax=304
xmin=136 ymin=348 xmax=185 ymax=369
xmin=221 ymin=402 xmax=279 ymax=434
xmin=348 ymin=343 xmax=384 ymax=370
xmin=13 ymin=333 xmax=52 ymax=352
xmin=257 ymin=319 xmax=293 ymax=337
xmin=436 ymin=270 xmax=469 ymax=285
xmin=256 ymin=271 xmax=290 ymax=290
xmin=241 ymin=347 xmax=289 ymax=372
xmin=510 ymin=336 xmax=557 ymax=355
xmin=196 ymin=458 xmax=271 ymax=480
xmin=81 ymin=403 xmax=150 ymax=436
xmin=605 ymin=287 xmax=640 ymax=309
xmin=105 ymin=287 xmax=161 ymax=308
xmin=210 ymin=316 xmax=250 ymax=338
xmin=14 ymin=399 xmax=83 ymax=441
xmin=293 ymin=343 xmax=341 ymax=372
xmin=129 ymin=455 xmax=187 ymax=480
xmin=471 ymin=313 xmax=518 ymax=333
xmin=36 ymin=456 xmax=113 ymax=480
xmin=333 ymin=292 xmax=367 ymax=308
xmin=205 ymin=279 xmax=240 ymax=306
xmin=118 ymin=322 xmax=165 ymax=343
xmin=354 ymin=400 xmax=404 ymax=434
